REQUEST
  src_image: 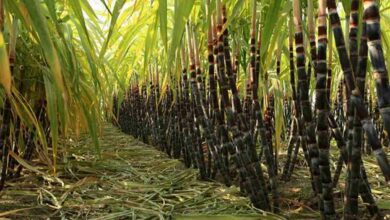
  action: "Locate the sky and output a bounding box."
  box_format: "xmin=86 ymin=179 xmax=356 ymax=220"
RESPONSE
xmin=89 ymin=0 xmax=106 ymax=12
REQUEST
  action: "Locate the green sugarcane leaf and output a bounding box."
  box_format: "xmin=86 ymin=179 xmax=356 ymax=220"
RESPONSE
xmin=80 ymin=0 xmax=100 ymax=25
xmin=340 ymin=0 xmax=351 ymax=14
xmin=159 ymin=0 xmax=168 ymax=54
xmin=22 ymin=0 xmax=67 ymax=102
xmin=44 ymin=73 xmax=59 ymax=174
xmin=168 ymin=0 xmax=195 ymax=71
xmin=69 ymin=0 xmax=94 ymax=49
xmin=0 ymin=32 xmax=12 ymax=95
xmin=144 ymin=17 xmax=158 ymax=75
xmin=99 ymin=0 xmax=126 ymax=59
xmin=10 ymin=88 xmax=51 ymax=167
xmin=261 ymin=0 xmax=283 ymax=57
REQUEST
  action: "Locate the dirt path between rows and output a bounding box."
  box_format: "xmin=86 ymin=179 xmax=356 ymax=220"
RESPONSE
xmin=0 ymin=124 xmax=283 ymax=219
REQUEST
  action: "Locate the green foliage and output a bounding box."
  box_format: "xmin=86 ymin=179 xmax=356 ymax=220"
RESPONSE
xmin=2 ymin=0 xmax=390 ymax=172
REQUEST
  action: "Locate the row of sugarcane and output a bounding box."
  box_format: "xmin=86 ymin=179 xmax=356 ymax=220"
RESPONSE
xmin=0 ymin=16 xmax=51 ymax=192
xmin=114 ymin=0 xmax=390 ymax=219
xmin=282 ymin=0 xmax=390 ymax=218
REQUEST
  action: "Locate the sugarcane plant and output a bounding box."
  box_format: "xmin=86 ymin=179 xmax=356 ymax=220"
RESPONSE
xmin=113 ymin=0 xmax=390 ymax=218
xmin=0 ymin=0 xmax=117 ymax=199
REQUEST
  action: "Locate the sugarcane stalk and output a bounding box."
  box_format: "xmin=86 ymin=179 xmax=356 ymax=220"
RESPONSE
xmin=248 ymin=1 xmax=279 ymax=211
xmin=327 ymin=17 xmax=333 ymax=102
xmin=252 ymin=22 xmax=262 ymax=146
xmin=287 ymin=129 xmax=302 ymax=180
xmin=315 ymin=1 xmax=336 ymax=217
xmin=283 ymin=16 xmax=310 ymax=181
xmin=349 ymin=0 xmax=359 ymax=75
xmin=180 ymin=47 xmax=196 ymax=168
xmin=327 ymin=0 xmax=390 ymax=182
xmin=282 ymin=118 xmax=298 ymax=180
xmin=190 ymin=23 xmax=231 ymax=184
xmin=206 ymin=1 xmax=226 ymax=178
xmin=215 ymin=1 xmax=270 ymax=209
xmin=283 ymin=24 xmax=299 ymax=180
xmin=327 ymin=0 xmax=390 ymax=217
xmin=352 ymin=4 xmax=379 ymax=217
xmin=363 ymin=0 xmax=390 ymax=168
xmin=246 ymin=0 xmax=256 ymax=126
xmin=348 ymin=8 xmax=362 ymax=216
xmin=293 ymin=0 xmax=322 ymax=208
xmin=307 ymin=0 xmax=317 ymax=88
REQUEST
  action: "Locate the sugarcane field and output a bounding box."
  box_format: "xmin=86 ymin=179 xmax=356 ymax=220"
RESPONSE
xmin=1 ymin=0 xmax=390 ymax=219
